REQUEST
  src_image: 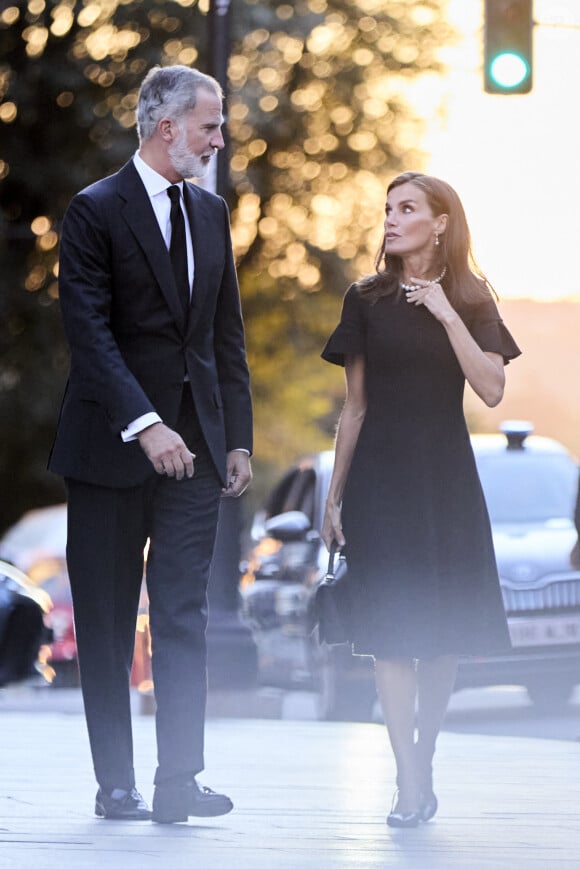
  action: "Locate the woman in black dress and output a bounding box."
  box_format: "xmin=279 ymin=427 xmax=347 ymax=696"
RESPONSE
xmin=321 ymin=172 xmax=521 ymax=828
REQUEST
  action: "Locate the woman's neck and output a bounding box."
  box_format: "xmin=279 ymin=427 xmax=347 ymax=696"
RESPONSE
xmin=401 ymin=255 xmax=439 ymax=283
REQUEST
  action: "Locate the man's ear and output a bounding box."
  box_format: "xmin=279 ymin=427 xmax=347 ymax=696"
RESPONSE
xmin=158 ymin=117 xmax=175 ymax=142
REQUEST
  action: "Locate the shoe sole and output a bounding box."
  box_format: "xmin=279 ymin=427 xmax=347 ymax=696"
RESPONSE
xmin=152 ymin=802 xmax=233 ymax=824
xmin=152 ymin=813 xmax=189 ymax=824
xmin=189 ymin=802 xmax=233 ymax=818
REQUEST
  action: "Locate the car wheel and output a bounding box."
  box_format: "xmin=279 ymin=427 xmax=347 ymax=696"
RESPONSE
xmin=525 ymin=677 xmax=575 ymax=712
xmin=314 ymin=645 xmax=375 ymax=722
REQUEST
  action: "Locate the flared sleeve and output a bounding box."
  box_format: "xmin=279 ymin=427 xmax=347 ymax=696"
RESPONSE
xmin=465 ymin=297 xmax=521 ymax=364
xmin=321 ymin=284 xmax=366 ymax=367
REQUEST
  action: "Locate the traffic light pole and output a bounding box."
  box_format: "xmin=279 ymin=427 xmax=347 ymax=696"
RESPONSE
xmin=208 ymin=0 xmax=231 ymax=200
xmin=205 ymin=0 xmax=258 ymax=690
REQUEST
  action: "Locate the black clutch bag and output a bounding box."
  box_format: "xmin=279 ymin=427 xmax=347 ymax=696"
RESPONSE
xmin=314 ymin=542 xmax=351 ymax=646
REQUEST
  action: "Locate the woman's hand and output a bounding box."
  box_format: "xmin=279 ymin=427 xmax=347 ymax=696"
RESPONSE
xmin=322 ymin=500 xmax=345 ymax=550
xmin=405 ymin=279 xmax=456 ymax=324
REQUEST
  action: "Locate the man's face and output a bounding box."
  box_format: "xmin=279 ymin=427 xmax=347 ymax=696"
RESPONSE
xmin=168 ymin=88 xmax=225 ymax=180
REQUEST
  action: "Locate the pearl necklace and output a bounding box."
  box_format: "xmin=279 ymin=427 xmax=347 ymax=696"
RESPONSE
xmin=401 ymin=266 xmax=447 ymax=293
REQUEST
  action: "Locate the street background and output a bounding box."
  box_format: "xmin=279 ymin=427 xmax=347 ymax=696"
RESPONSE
xmin=3 ymin=0 xmax=580 ymax=538
xmin=0 ymin=686 xmax=580 ymax=869
xmin=1 ymin=683 xmax=579 ymax=868
xmin=2 ymin=3 xmax=580 ymax=866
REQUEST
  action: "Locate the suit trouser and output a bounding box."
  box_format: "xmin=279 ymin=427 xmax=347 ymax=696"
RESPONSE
xmin=65 ymin=390 xmax=222 ymax=792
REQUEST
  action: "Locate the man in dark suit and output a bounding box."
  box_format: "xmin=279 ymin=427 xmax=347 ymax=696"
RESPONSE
xmin=49 ymin=65 xmax=253 ymax=824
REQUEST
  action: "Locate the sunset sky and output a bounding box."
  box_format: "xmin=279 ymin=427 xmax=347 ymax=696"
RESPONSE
xmin=406 ymin=0 xmax=580 ymax=302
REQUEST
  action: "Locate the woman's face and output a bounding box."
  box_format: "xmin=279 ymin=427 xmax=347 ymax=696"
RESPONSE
xmin=384 ymin=182 xmax=446 ymax=259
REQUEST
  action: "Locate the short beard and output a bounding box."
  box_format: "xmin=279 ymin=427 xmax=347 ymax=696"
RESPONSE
xmin=168 ymin=128 xmax=210 ymax=180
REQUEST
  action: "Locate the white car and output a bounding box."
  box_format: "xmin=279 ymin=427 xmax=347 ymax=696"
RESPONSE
xmin=241 ymin=423 xmax=580 ymax=718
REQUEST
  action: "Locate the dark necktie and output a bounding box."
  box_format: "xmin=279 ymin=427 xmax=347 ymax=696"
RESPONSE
xmin=167 ymin=185 xmax=190 ymax=317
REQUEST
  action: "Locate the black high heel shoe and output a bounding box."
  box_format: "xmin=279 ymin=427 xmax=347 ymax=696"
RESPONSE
xmin=418 ymin=790 xmax=438 ymax=822
xmin=387 ymin=791 xmax=420 ymax=828
xmin=387 ymin=808 xmax=421 ymax=828
xmin=415 ymin=749 xmax=438 ymax=822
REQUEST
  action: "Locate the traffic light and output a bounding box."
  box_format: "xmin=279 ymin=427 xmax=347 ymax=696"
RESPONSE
xmin=484 ymin=0 xmax=533 ymax=94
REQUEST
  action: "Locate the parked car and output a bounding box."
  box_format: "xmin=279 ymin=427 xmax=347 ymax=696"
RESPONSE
xmin=0 ymin=500 xmax=257 ymax=693
xmin=26 ymin=556 xmax=80 ymax=686
xmin=0 ymin=506 xmax=80 ymax=686
xmin=0 ymin=559 xmax=53 ymax=687
xmin=240 ymin=423 xmax=580 ymax=719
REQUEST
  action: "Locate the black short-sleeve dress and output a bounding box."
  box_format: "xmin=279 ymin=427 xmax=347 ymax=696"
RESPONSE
xmin=322 ymin=284 xmax=521 ymax=659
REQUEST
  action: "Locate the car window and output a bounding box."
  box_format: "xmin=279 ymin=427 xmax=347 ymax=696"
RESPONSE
xmin=297 ymin=474 xmax=316 ymax=524
xmin=264 ymin=469 xmax=300 ymax=518
xmin=475 ymin=451 xmax=578 ymax=524
xmin=265 ymin=467 xmax=316 ymax=522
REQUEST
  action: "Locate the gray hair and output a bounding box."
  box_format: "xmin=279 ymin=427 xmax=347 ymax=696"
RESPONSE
xmin=136 ymin=65 xmax=223 ymax=143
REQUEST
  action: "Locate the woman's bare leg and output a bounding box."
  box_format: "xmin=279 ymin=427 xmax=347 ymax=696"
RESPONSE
xmin=374 ymin=657 xmax=419 ymax=814
xmin=415 ymin=655 xmax=458 ymax=793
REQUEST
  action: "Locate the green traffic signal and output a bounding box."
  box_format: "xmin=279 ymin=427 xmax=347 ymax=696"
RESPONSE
xmin=484 ymin=0 xmax=533 ymax=95
xmin=489 ymin=51 xmax=530 ymax=90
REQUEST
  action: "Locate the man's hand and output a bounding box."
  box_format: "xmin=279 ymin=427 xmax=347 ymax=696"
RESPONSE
xmin=137 ymin=422 xmax=195 ymax=480
xmin=222 ymin=450 xmax=252 ymax=497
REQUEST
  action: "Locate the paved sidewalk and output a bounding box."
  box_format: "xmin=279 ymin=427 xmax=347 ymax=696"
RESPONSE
xmin=0 ymin=703 xmax=578 ymax=868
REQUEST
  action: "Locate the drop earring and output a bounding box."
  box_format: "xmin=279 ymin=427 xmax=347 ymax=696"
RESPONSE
xmin=434 ymin=233 xmax=440 ymax=247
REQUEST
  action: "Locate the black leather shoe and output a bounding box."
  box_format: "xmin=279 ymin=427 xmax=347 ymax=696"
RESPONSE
xmin=152 ymin=778 xmax=233 ymax=824
xmin=95 ymin=787 xmax=152 ymax=820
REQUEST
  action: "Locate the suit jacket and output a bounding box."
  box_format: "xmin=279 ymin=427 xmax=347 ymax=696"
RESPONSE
xmin=49 ymin=160 xmax=252 ymax=488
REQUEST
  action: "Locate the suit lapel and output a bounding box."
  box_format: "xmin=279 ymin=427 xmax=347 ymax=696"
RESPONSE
xmin=116 ymin=162 xmax=187 ymax=333
xmin=183 ymin=181 xmax=210 ymax=334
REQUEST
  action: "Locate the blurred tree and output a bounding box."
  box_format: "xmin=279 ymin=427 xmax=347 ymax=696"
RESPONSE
xmin=0 ymin=0 xmax=209 ymax=532
xmin=227 ymin=0 xmax=453 ymax=472
xmin=0 ymin=0 xmax=452 ymax=532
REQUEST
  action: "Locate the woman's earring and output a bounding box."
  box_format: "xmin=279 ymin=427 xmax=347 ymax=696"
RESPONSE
xmin=434 ymin=233 xmax=440 ymax=247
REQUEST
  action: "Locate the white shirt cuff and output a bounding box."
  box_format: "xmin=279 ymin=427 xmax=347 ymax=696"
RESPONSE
xmin=121 ymin=412 xmax=162 ymax=442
